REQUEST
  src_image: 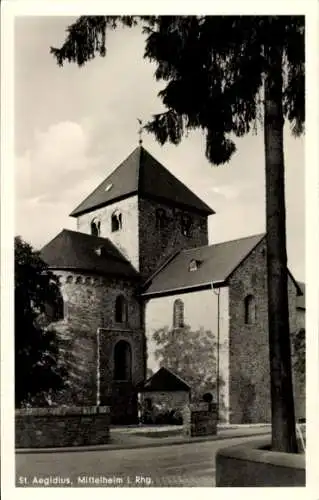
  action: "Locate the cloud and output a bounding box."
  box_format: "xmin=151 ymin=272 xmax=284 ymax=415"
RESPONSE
xmin=15 ymin=121 xmax=101 ymax=203
xmin=15 ymin=120 xmax=107 ymax=247
xmin=15 ymin=198 xmax=70 ymax=250
xmin=209 ymin=185 xmax=241 ymax=200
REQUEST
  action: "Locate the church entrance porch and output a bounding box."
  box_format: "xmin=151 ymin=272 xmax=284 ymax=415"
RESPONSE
xmin=98 ymin=328 xmax=144 ymax=425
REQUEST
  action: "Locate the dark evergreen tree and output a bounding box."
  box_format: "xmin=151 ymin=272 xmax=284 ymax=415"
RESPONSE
xmin=51 ymin=15 xmax=304 ymax=452
xmin=15 ymin=236 xmax=67 ymax=407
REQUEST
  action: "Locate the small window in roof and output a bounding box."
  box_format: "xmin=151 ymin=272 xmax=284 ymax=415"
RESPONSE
xmin=95 ymin=246 xmax=104 ymax=256
xmin=189 ymin=259 xmax=199 ymax=272
xmin=105 ymin=183 xmax=113 ymax=192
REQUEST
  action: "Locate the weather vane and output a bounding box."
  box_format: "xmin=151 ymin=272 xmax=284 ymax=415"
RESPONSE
xmin=137 ymin=118 xmax=143 ymax=145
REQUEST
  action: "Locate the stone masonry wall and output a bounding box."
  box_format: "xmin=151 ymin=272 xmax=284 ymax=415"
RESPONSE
xmin=138 ymin=197 xmax=209 ymax=279
xmin=290 ymin=299 xmax=305 ymax=421
xmin=228 ymin=238 xmax=304 ymax=423
xmin=76 ymin=196 xmax=140 ymax=271
xmin=183 ymin=402 xmax=217 ymax=437
xmin=15 ymin=406 xmax=110 ymax=448
xmin=296 ymin=308 xmax=305 ymax=331
xmin=50 ymin=270 xmax=144 ymax=406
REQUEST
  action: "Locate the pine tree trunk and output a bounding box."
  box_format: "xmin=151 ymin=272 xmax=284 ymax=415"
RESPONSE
xmin=264 ymin=48 xmax=298 ymax=453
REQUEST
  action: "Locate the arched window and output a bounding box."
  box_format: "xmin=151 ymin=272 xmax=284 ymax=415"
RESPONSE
xmin=115 ymin=295 xmax=127 ymax=323
xmin=91 ymin=218 xmax=101 ymax=237
xmin=63 ymin=300 xmax=69 ymax=319
xmin=45 ymin=293 xmax=65 ymax=322
xmin=111 ymin=210 xmax=122 ymax=232
xmin=113 ymin=340 xmax=132 ymax=381
xmin=55 ymin=295 xmax=64 ymax=320
xmin=244 ymin=295 xmax=256 ymax=324
xmin=173 ymin=299 xmax=184 ymax=328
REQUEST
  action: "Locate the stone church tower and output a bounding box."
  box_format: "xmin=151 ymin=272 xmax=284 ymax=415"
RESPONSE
xmin=41 ymin=145 xmax=214 ymax=423
xmin=70 ymin=146 xmax=214 ymax=280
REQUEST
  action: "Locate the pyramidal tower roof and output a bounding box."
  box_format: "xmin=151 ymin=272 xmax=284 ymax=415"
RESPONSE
xmin=70 ymin=146 xmax=215 ymax=217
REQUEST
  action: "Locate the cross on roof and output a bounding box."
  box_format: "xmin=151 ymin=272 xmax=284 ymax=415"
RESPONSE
xmin=137 ymin=118 xmax=143 ymax=145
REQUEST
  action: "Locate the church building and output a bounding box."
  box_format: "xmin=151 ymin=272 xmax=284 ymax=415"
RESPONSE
xmin=41 ymin=145 xmax=305 ymax=424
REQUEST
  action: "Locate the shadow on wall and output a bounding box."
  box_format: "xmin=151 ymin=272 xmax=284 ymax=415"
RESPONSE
xmin=237 ymin=375 xmax=256 ymax=424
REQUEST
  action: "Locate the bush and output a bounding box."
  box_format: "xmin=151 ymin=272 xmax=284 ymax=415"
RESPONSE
xmin=153 ymin=409 xmax=183 ymax=425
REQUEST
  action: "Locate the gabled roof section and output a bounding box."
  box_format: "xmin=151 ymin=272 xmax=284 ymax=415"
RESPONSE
xmin=70 ymin=148 xmax=141 ymax=217
xmin=138 ymin=367 xmax=191 ymax=392
xmin=41 ymin=229 xmax=139 ymax=279
xmin=142 ymin=233 xmax=265 ymax=297
xmin=70 ymin=146 xmax=215 ymax=217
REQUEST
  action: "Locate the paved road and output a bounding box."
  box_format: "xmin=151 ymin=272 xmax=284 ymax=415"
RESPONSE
xmin=16 ymin=434 xmax=266 ymax=487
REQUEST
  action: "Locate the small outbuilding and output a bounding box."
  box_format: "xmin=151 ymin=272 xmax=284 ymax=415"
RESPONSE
xmin=137 ymin=367 xmax=191 ymax=424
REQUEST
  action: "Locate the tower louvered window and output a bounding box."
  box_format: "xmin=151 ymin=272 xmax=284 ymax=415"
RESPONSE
xmin=181 ymin=214 xmax=192 ymax=237
xmin=91 ymin=218 xmax=101 ymax=236
xmin=111 ymin=211 xmax=122 ymax=232
xmin=156 ymin=208 xmax=167 ymax=229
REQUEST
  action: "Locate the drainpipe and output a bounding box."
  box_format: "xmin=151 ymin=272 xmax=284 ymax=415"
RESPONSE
xmin=141 ymin=298 xmax=148 ymax=383
xmin=211 ymin=283 xmax=220 ymax=422
xmin=96 ymin=328 xmax=101 ymax=406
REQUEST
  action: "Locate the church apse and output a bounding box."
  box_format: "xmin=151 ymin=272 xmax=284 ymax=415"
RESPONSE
xmin=48 ymin=270 xmax=143 ymax=407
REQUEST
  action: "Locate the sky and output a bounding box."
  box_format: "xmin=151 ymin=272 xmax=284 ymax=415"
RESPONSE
xmin=15 ymin=16 xmax=305 ymax=280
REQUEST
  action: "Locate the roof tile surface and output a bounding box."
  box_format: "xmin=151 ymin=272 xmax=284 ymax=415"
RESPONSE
xmin=41 ymin=229 xmax=139 ymax=278
xmin=70 ymin=146 xmax=214 ymax=217
xmin=143 ymin=234 xmax=265 ymax=296
xmin=139 ymin=367 xmax=191 ymax=392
